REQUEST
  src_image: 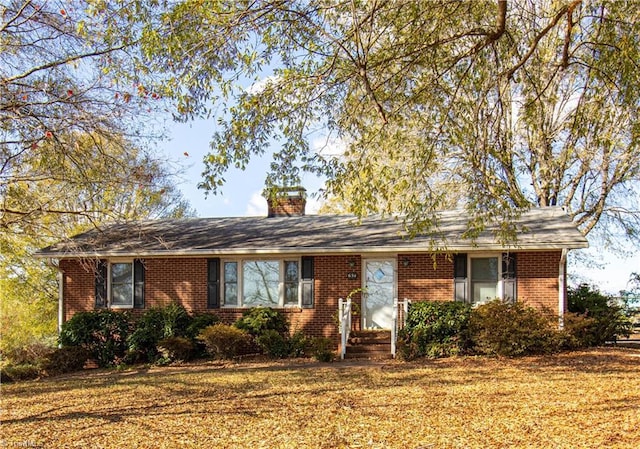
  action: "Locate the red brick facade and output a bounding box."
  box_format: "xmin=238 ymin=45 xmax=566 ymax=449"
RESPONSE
xmin=517 ymin=251 xmax=563 ymax=312
xmin=59 ymin=250 xmax=566 ymax=341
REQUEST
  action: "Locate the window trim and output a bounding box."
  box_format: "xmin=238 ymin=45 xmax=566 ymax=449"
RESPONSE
xmin=108 ymin=259 xmax=135 ymax=309
xmin=221 ymin=258 xmax=302 ymax=308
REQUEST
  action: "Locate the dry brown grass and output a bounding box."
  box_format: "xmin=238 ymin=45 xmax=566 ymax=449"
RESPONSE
xmin=2 ymin=348 xmax=639 ymax=448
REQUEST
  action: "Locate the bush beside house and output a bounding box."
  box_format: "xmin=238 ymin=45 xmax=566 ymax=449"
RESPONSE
xmin=397 ymin=285 xmax=633 ymax=360
xmin=2 ymin=284 xmax=634 ymax=382
xmin=397 ymin=301 xmax=472 ymax=360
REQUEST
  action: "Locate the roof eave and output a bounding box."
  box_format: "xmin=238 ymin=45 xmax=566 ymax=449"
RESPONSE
xmin=34 ymin=241 xmax=589 ymax=259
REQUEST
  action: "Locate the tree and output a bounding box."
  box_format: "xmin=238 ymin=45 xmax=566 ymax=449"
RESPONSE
xmin=0 ymin=133 xmax=192 ymax=360
xmin=1 ymin=0 xmax=170 ymax=232
xmin=0 ymin=1 xmax=192 ymax=360
xmin=130 ymin=0 xmax=639 ymax=246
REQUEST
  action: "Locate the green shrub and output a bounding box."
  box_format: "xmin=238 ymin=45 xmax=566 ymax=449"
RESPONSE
xmin=469 ymin=300 xmax=558 ymax=357
xmin=157 ymin=336 xmax=195 ymax=363
xmin=42 ymin=346 xmax=90 ymax=376
xmin=310 ymin=337 xmax=335 ymax=362
xmin=557 ymin=313 xmax=599 ymax=349
xmin=398 ymin=301 xmax=472 ymax=360
xmin=126 ymin=326 xmax=162 ymax=363
xmin=0 ymin=364 xmax=41 ymax=383
xmin=59 ymin=310 xmax=132 ymax=367
xmin=567 ymin=284 xmax=632 ymax=344
xmin=568 ymin=284 xmax=611 ymax=314
xmin=235 ymin=307 xmax=289 ymax=337
xmin=185 ymin=313 xmax=220 ymax=340
xmin=254 ymin=329 xmax=309 ymax=358
xmin=198 ymin=324 xmax=250 ymax=359
xmin=287 ymin=331 xmax=309 ymax=358
xmin=127 ymin=304 xmax=214 ymax=363
xmin=256 ymin=329 xmax=290 ymax=358
xmin=159 ymin=303 xmax=192 ymax=338
xmin=186 ymin=313 xmax=221 ymax=358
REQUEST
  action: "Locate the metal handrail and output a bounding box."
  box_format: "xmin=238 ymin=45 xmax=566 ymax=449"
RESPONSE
xmin=338 ymin=297 xmax=352 ymax=359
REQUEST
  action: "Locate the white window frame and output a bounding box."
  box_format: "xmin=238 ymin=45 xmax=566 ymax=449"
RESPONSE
xmin=108 ymin=259 xmax=134 ymax=309
xmin=222 ymin=258 xmax=302 ymax=308
xmin=468 ymin=253 xmax=503 ymax=306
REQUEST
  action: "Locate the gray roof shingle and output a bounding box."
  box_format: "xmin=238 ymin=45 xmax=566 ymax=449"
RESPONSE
xmin=36 ymin=207 xmax=588 ymax=258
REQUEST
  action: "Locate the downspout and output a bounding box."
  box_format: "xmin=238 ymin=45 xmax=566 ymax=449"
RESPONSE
xmin=558 ymin=248 xmax=568 ymax=329
xmin=46 ymin=259 xmax=64 ymax=342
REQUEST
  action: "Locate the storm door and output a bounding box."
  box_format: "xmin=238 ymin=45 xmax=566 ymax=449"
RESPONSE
xmin=362 ymin=260 xmax=395 ymax=329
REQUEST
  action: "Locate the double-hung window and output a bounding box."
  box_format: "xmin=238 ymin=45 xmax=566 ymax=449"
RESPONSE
xmin=470 ymin=256 xmax=500 ymax=305
xmin=110 ymin=261 xmax=134 ymax=308
xmin=95 ymin=259 xmax=144 ymax=309
xmin=222 ymin=259 xmax=301 ymax=307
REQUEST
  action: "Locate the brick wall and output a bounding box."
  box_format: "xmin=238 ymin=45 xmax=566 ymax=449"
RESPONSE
xmin=145 ymin=258 xmax=208 ymax=312
xmin=59 ymin=250 xmax=565 ymax=338
xmin=517 ymin=251 xmax=563 ymax=314
xmin=398 ymin=253 xmax=453 ymax=301
xmin=60 ymin=259 xmax=97 ymax=322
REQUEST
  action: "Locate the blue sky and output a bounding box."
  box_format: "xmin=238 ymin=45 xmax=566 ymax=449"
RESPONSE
xmin=162 ymin=118 xmax=323 ymax=218
xmin=161 ymin=118 xmax=639 ymax=295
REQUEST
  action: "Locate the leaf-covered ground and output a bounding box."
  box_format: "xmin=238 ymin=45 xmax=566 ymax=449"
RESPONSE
xmin=2 ymin=348 xmax=639 ymax=448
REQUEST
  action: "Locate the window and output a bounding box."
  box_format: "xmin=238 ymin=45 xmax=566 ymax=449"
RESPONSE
xmin=222 ymin=259 xmax=302 ymax=307
xmin=110 ymin=262 xmax=133 ymax=308
xmin=454 ymin=253 xmax=516 ymax=305
xmin=284 ymin=261 xmax=299 ymax=306
xmin=224 ymin=262 xmax=238 ymax=306
xmin=244 ymin=260 xmax=280 ymax=306
xmin=470 ymin=257 xmax=499 ymax=305
xmin=95 ymin=259 xmax=144 ymax=309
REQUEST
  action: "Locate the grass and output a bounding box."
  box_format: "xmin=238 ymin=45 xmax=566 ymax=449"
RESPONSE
xmin=2 ymin=348 xmax=639 ymax=448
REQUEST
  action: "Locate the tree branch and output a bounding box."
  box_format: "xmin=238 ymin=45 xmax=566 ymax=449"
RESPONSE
xmin=503 ymin=0 xmax=581 ymax=79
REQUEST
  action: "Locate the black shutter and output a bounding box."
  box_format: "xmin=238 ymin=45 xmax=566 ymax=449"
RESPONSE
xmin=502 ymin=253 xmax=517 ymax=302
xmin=95 ymin=259 xmax=107 ymax=308
xmin=301 ymin=256 xmax=314 ymax=308
xmin=207 ymin=258 xmax=220 ymax=309
xmin=134 ymin=259 xmax=145 ymax=309
xmin=453 ymin=253 xmax=467 ymax=303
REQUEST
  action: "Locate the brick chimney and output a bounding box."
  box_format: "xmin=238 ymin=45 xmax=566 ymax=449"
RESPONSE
xmin=266 ymin=186 xmax=307 ymax=217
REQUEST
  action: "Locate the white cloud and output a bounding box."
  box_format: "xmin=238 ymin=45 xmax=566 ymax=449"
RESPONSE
xmin=305 ymin=195 xmax=321 ymax=214
xmin=309 ymin=133 xmax=349 ymax=157
xmin=245 ymin=191 xmax=268 ymax=216
xmin=245 ymin=75 xmax=281 ymax=95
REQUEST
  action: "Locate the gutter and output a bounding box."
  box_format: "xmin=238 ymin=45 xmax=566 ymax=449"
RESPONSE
xmin=558 ymin=248 xmax=568 ymax=329
xmin=34 ymin=241 xmax=590 ymax=260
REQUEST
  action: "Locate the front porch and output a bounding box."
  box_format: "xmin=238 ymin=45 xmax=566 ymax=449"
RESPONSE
xmin=339 ymin=297 xmax=410 ymax=359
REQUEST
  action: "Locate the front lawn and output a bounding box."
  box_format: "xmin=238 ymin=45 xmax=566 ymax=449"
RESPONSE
xmin=2 ymin=348 xmax=639 ymax=448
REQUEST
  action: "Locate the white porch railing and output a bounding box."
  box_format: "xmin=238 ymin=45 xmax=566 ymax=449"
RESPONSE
xmin=391 ymin=298 xmax=411 ymax=357
xmin=338 ymin=297 xmax=352 ymax=360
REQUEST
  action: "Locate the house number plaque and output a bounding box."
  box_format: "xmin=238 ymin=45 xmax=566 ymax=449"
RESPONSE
xmin=346 ymin=272 xmax=358 ymax=280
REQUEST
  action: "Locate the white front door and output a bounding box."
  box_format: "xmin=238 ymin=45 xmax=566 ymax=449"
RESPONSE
xmin=363 ymin=259 xmax=396 ymax=329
